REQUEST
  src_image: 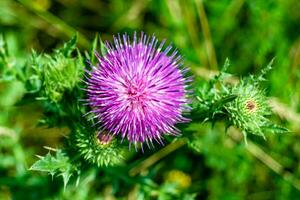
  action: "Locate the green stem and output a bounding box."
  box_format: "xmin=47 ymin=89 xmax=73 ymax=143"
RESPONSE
xmin=129 ymin=139 xmax=187 ymax=176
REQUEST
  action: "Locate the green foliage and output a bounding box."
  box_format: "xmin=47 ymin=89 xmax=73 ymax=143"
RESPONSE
xmin=30 ymin=149 xmax=76 ymax=189
xmin=21 ymin=35 xmax=83 ymax=103
xmin=0 ymin=34 xmax=16 ymax=81
xmin=194 ymin=59 xmax=287 ymax=143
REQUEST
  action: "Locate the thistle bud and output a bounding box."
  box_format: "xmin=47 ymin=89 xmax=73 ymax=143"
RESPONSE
xmin=75 ymin=128 xmax=124 ymax=167
xmin=225 ymin=80 xmax=272 ymax=141
xmin=43 ymin=55 xmax=80 ymax=102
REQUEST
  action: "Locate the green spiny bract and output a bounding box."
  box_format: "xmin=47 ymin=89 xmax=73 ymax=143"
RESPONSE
xmin=30 ymin=149 xmax=79 ymax=189
xmin=224 ymin=78 xmax=272 ymax=141
xmin=194 ymin=59 xmax=287 ymax=142
xmin=43 ymin=54 xmax=80 ymax=102
xmin=24 ymin=35 xmax=83 ymax=103
xmin=75 ymin=126 xmax=125 ymax=167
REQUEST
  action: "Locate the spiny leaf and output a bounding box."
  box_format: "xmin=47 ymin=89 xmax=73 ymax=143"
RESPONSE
xmin=30 ymin=152 xmax=61 ymax=174
xmin=221 ymin=58 xmax=230 ymax=73
xmin=55 ymin=34 xmax=78 ymax=57
xmin=89 ymin=33 xmax=108 ymax=64
xmin=0 ymin=34 xmax=8 ymax=59
xmin=263 ymin=123 xmax=289 ymax=134
xmin=90 ymin=33 xmax=99 ymax=63
xmin=30 ymin=149 xmax=74 ymax=188
xmin=61 ymin=171 xmax=72 ymax=190
xmin=212 ymin=95 xmax=237 ymax=110
xmin=211 ymin=58 xmax=231 ymax=84
xmin=99 ymin=34 xmax=108 ymax=57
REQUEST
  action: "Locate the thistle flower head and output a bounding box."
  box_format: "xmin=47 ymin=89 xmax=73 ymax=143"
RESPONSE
xmin=86 ymin=33 xmax=190 ymax=146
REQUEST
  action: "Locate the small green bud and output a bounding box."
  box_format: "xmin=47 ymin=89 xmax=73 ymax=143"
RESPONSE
xmin=225 ymin=79 xmax=273 ymax=141
xmin=75 ymin=128 xmax=124 ymax=167
xmin=43 ymin=55 xmax=80 ymax=102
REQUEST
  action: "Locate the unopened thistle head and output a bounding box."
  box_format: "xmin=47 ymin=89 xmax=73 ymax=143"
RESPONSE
xmin=86 ymin=33 xmax=190 ymax=146
xmin=76 ymin=128 xmax=124 ymax=167
xmin=225 ymin=79 xmax=271 ymax=140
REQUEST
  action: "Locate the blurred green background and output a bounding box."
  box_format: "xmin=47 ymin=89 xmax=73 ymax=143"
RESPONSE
xmin=1 ymin=0 xmax=300 ymax=199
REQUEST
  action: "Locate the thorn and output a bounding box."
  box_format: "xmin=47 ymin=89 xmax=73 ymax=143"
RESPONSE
xmin=35 ymin=154 xmax=43 ymax=159
xmin=43 ymin=146 xmax=57 ymax=151
xmin=242 ymin=131 xmax=248 ymax=145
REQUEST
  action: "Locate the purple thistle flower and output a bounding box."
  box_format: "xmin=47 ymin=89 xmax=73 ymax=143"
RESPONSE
xmin=86 ymin=33 xmax=190 ymax=147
